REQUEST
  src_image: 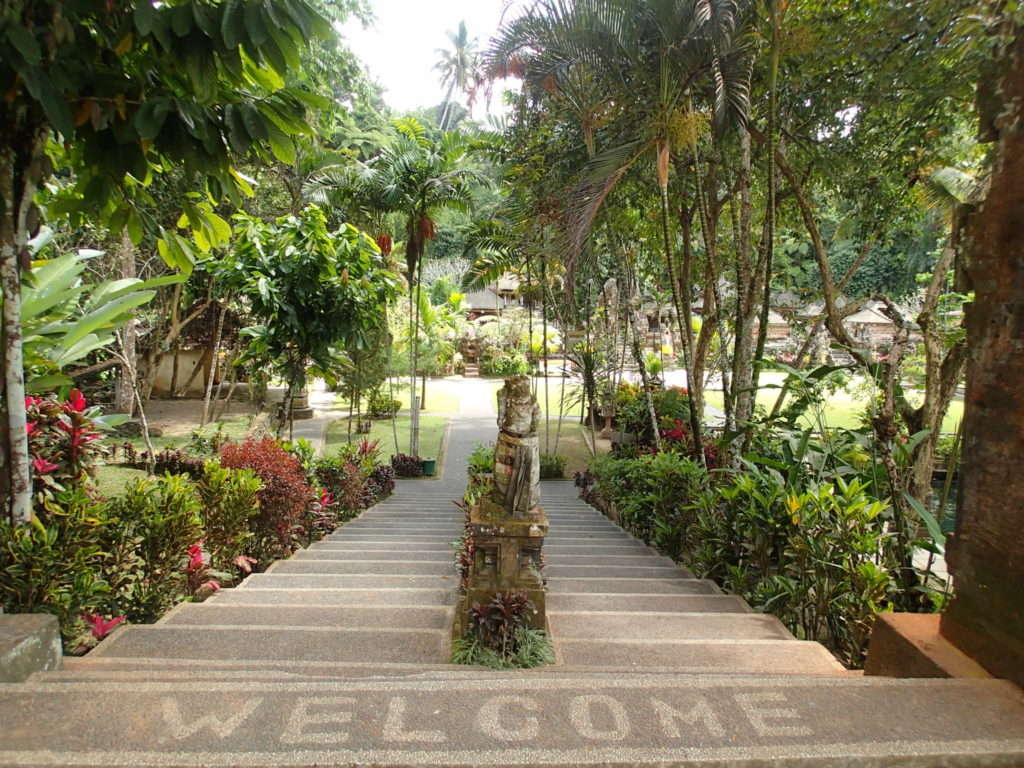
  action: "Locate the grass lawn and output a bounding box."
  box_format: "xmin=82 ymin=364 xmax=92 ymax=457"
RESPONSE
xmin=95 ymin=399 xmax=262 ymax=496
xmin=324 ymin=414 xmax=449 ymax=461
xmin=332 ymin=379 xmax=462 ymax=414
xmin=704 ymin=387 xmax=964 ymax=432
xmin=94 ymin=465 xmax=150 ymax=498
xmin=538 ymin=419 xmax=601 ymax=477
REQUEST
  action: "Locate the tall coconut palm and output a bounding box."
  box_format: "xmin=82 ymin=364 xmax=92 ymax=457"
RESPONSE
xmin=435 ymin=21 xmax=479 ymax=131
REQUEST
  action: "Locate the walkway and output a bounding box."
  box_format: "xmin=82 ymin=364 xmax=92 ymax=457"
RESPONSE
xmin=2 ymin=388 xmax=1023 ymax=765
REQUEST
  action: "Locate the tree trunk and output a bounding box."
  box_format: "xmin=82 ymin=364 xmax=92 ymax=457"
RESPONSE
xmin=939 ymin=23 xmax=1024 ymax=688
xmin=0 ymin=129 xmax=46 ymax=524
xmin=114 ymin=230 xmax=137 ymax=414
xmin=201 ymin=295 xmax=230 ymax=427
xmin=657 ymin=149 xmax=703 ymax=465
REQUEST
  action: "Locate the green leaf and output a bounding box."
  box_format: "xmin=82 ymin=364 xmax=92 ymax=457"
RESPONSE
xmin=902 ymin=492 xmax=946 ymax=551
xmin=221 ymin=0 xmax=245 ymax=48
xmin=25 ymin=373 xmax=73 ymax=393
xmin=264 ymin=118 xmax=296 ymax=164
xmin=21 ymin=67 xmax=73 ymax=137
xmin=134 ymin=0 xmax=156 ymax=35
xmin=60 ymin=292 xmax=157 ymax=348
xmin=135 ymin=98 xmax=172 ymax=140
xmin=244 ymin=0 xmax=269 ymax=46
xmin=6 ymin=24 xmax=41 ymax=65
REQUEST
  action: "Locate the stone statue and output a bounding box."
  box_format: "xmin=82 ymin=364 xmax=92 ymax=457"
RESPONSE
xmin=458 ymin=375 xmax=549 ymax=638
xmin=492 ymin=375 xmax=542 ymax=515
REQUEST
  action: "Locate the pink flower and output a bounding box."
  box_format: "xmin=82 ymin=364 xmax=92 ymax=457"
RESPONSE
xmin=82 ymin=613 xmax=126 ymax=640
xmin=32 ymin=457 xmax=58 ymax=474
xmin=25 ymin=422 xmax=38 ymax=436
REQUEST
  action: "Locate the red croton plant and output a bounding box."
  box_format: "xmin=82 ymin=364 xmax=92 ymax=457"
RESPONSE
xmin=25 ymin=389 xmax=105 ymax=509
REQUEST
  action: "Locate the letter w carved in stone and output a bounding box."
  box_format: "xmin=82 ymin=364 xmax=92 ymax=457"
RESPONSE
xmin=161 ymin=697 xmax=263 ymax=740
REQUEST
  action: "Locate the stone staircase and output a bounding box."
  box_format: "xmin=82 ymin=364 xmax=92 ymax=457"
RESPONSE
xmin=462 ymin=363 xmax=480 ymax=378
xmin=3 ymin=482 xmax=1024 ymax=766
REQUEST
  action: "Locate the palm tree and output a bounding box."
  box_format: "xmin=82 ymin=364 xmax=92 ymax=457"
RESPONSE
xmin=347 ymin=119 xmax=483 ymax=454
xmin=434 ymin=21 xmax=479 ymax=131
xmin=488 ymin=0 xmax=755 ymax=464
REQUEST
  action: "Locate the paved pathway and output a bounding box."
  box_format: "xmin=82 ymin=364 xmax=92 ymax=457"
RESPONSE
xmin=2 ymin=385 xmax=1023 ymax=765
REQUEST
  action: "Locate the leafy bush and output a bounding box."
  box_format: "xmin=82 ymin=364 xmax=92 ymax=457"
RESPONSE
xmin=151 ymin=449 xmax=207 ymax=478
xmin=539 ymin=453 xmax=566 ymax=479
xmin=363 ymin=465 xmax=395 ymax=506
xmin=0 ymin=488 xmax=109 ymax=648
xmin=367 ymin=390 xmax=401 ymax=418
xmin=100 ymin=474 xmax=204 ymax=623
xmin=391 ymin=453 xmax=424 ymax=478
xmin=480 ymin=346 xmax=530 ymax=376
xmin=687 ymin=468 xmax=899 ymax=668
xmin=220 ymin=437 xmax=315 ymax=562
xmin=466 ymin=441 xmax=494 ymax=477
xmin=314 ymin=440 xmax=394 ymax=520
xmin=195 ymin=461 xmax=262 ymax=577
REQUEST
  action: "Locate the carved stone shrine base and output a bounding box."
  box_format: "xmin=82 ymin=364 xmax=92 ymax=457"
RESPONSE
xmin=456 ymin=500 xmax=549 ymax=638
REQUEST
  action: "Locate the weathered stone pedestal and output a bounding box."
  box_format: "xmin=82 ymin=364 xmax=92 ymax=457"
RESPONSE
xmin=457 ymin=376 xmax=549 ymax=636
xmin=460 ymin=500 xmax=548 ymax=634
xmin=289 ymin=392 xmax=314 ymax=420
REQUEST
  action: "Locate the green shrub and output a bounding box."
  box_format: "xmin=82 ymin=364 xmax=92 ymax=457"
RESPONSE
xmin=466 ymin=441 xmax=494 ymax=478
xmin=686 ymin=466 xmax=898 ymax=668
xmin=539 ymin=453 xmax=566 ymax=479
xmin=591 ymin=451 xmax=706 ymax=557
xmin=196 ymin=461 xmax=262 ymax=578
xmin=0 ymin=488 xmax=109 ymax=648
xmin=100 ymin=474 xmax=204 ymax=623
xmin=480 ymin=347 xmax=530 ymax=376
xmin=367 ymin=390 xmax=401 ymax=418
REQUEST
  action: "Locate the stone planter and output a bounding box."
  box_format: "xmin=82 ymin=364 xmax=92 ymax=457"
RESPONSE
xmin=610 ymin=430 xmax=635 ymax=445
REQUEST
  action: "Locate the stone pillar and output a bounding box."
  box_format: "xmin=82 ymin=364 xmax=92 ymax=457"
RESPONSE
xmin=940 ymin=25 xmax=1024 ymax=688
xmin=460 ymin=376 xmax=548 ymax=634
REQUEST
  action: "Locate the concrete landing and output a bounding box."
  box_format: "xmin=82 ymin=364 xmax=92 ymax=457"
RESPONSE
xmin=2 ymin=675 xmax=1023 ymax=765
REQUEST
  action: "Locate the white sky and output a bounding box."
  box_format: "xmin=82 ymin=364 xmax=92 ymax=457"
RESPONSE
xmin=340 ymin=0 xmax=521 ymax=119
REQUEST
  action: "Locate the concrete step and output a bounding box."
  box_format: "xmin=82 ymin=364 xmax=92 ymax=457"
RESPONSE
xmin=87 ymin=625 xmax=450 ymax=663
xmin=311 ymin=541 xmax=453 ymax=553
xmin=325 ymin=532 xmax=457 ymax=542
xmin=550 ymin=611 xmax=792 ymax=641
xmin=547 ymin=592 xmax=752 ymax=613
xmin=544 ymin=542 xmax=651 ymax=554
xmin=210 ymin=587 xmax=452 ymax=607
xmin=545 ymin=564 xmax=694 ymax=579
xmin=239 ymin=573 xmax=455 ymax=590
xmin=295 ymin=548 xmax=450 ymax=561
xmin=3 ymin=674 xmax=1023 ymax=765
xmin=542 ymin=553 xmax=678 ymax=567
xmin=266 ymin=560 xmax=452 ymax=576
xmin=547 ymin=577 xmax=720 ymax=595
xmin=557 ymin=638 xmax=845 ymax=674
xmin=159 ymin=603 xmax=452 ymax=630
